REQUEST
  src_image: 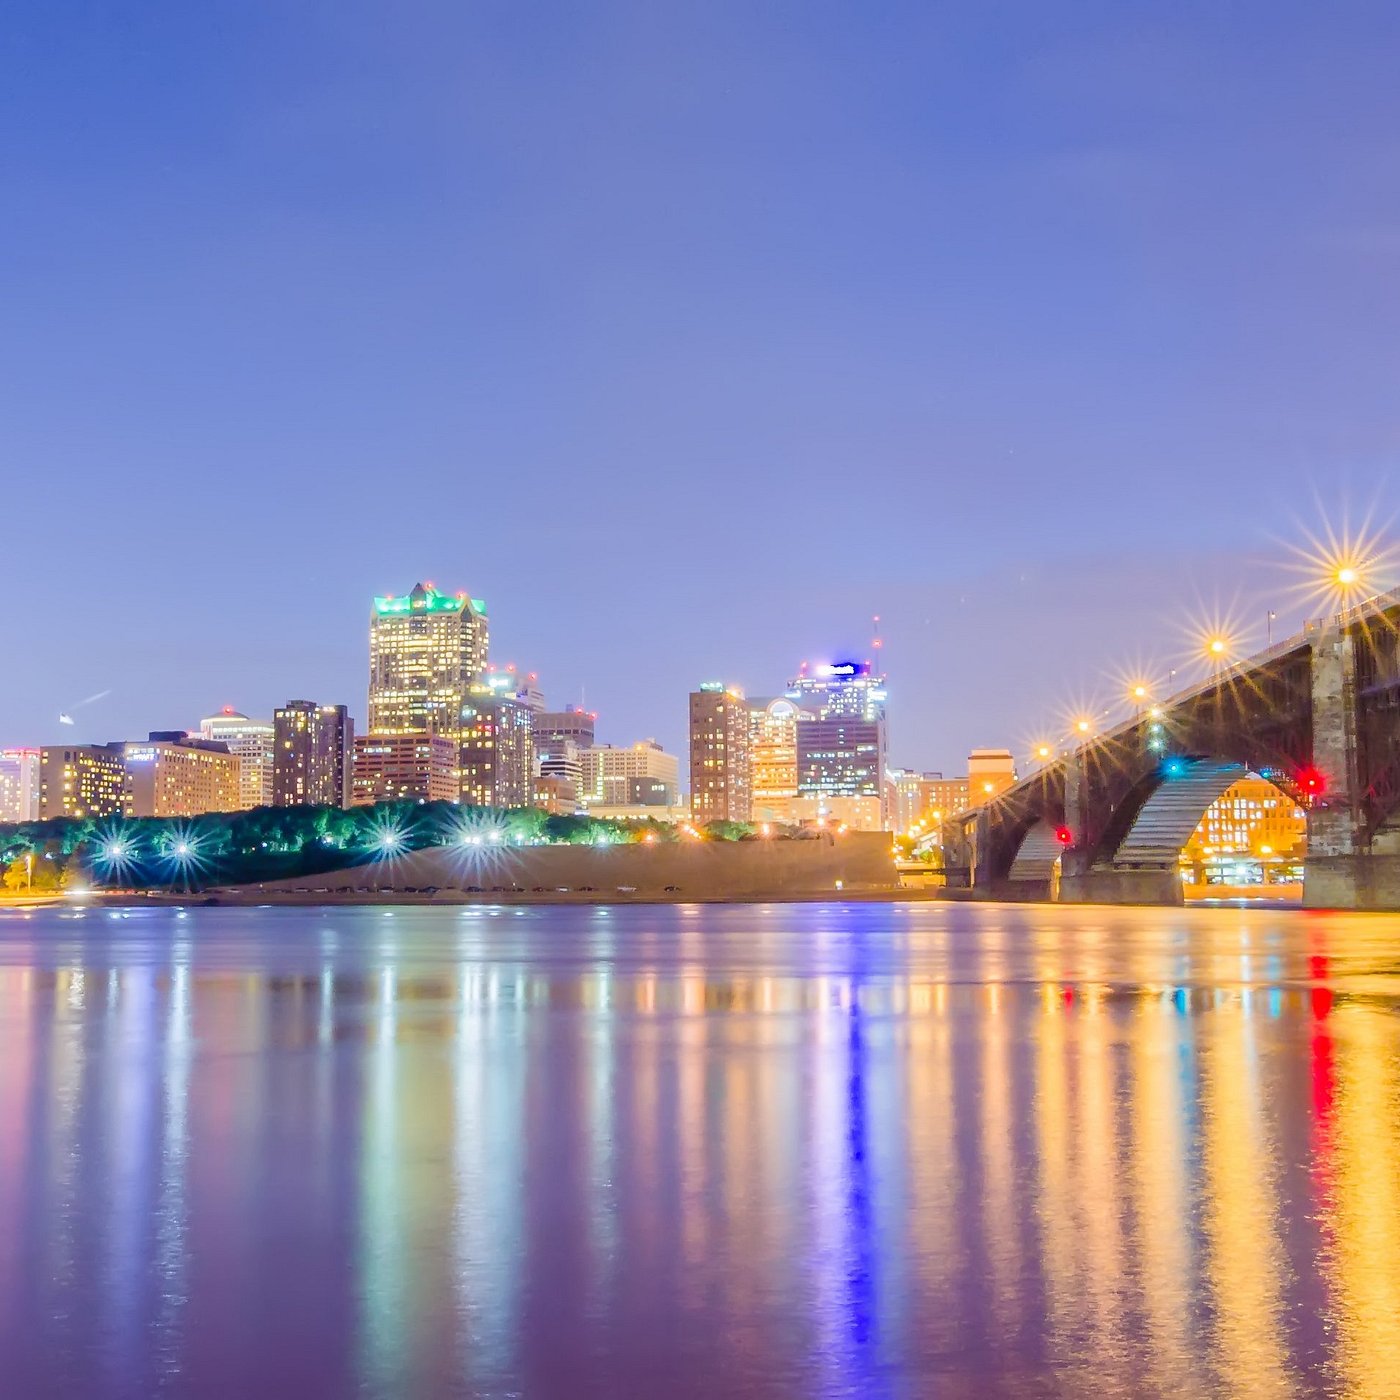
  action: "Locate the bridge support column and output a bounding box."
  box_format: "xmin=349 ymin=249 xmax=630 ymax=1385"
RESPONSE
xmin=1304 ymin=625 xmax=1374 ymax=907
xmin=1057 ymin=867 xmax=1184 ymax=906
xmin=1304 ymin=854 xmax=1400 ymax=910
xmin=967 ymin=805 xmax=994 ymax=891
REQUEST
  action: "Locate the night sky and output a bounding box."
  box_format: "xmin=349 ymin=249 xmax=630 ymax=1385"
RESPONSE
xmin=4 ymin=2 xmax=1398 ymax=773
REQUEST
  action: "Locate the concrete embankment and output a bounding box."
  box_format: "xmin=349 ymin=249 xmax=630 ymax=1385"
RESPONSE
xmin=208 ymin=832 xmax=899 ymax=904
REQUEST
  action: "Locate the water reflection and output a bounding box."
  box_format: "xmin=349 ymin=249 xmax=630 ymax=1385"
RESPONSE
xmin=0 ymin=903 xmax=1397 ymax=1395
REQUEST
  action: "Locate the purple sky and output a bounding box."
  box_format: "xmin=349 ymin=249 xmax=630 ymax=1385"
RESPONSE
xmin=3 ymin=3 xmax=1398 ymax=772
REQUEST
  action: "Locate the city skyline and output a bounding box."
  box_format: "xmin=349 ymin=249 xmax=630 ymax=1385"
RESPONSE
xmin=4 ymin=4 xmax=1399 ymax=770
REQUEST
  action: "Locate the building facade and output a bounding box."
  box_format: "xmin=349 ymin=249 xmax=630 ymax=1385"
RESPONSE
xmin=748 ymin=697 xmax=807 ymax=823
xmin=967 ymin=748 xmax=1017 ymax=804
xmin=536 ymin=739 xmax=584 ymax=813
xmin=122 ymin=734 xmax=241 ymax=818
xmin=367 ymin=582 xmax=489 ymax=740
xmin=580 ymin=740 xmax=681 ymax=809
xmin=199 ymin=709 xmax=275 ymax=809
xmin=918 ymin=775 xmax=970 ymax=821
xmin=459 ymin=688 xmax=535 ymax=808
xmin=689 ymin=685 xmax=752 ymax=824
xmin=351 ymin=733 xmax=458 ymax=806
xmin=787 ymin=661 xmax=888 ymax=829
xmin=0 ymin=748 xmax=41 ymax=822
xmin=1181 ymin=774 xmax=1307 ymax=886
xmin=532 ymin=706 xmax=597 ymax=755
xmin=273 ymin=702 xmax=353 ymax=808
xmin=39 ymin=746 xmax=126 ymax=821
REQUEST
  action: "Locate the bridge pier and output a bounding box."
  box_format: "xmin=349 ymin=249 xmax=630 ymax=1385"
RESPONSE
xmin=1057 ymin=867 xmax=1183 ymax=907
xmin=1304 ymin=854 xmax=1400 ymax=910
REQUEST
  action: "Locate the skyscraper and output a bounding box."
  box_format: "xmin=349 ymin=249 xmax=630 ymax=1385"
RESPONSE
xmin=367 ymin=583 xmax=489 ymax=740
xmin=747 ymin=698 xmax=807 ymax=823
xmin=689 ymin=685 xmax=752 ymax=824
xmin=273 ymin=702 xmax=353 ymax=808
xmin=788 ymin=660 xmax=889 ymax=830
xmin=199 ymin=709 xmax=275 ymax=809
xmin=459 ymin=683 xmax=535 ymax=808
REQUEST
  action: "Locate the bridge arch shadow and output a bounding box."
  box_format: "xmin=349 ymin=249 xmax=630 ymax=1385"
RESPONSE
xmin=996 ymin=757 xmax=1303 ymax=899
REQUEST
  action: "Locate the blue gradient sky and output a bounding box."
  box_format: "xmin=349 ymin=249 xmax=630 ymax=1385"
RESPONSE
xmin=4 ymin=3 xmax=1398 ymax=771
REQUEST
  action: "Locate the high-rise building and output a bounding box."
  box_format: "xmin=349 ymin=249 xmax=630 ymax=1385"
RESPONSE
xmin=199 ymin=709 xmax=275 ymax=809
xmin=352 ymin=733 xmax=458 ymax=806
xmin=788 ymin=661 xmax=889 ymax=830
xmin=689 ymin=685 xmax=752 ymax=824
xmin=367 ymin=582 xmax=489 ymax=740
xmin=533 ymin=706 xmax=597 ymax=754
xmin=273 ymin=702 xmax=353 ymax=808
xmin=787 ymin=660 xmax=888 ymax=722
xmin=968 ymin=748 xmax=1016 ymax=804
xmin=459 ymin=686 xmax=535 ymax=808
xmin=0 ymin=748 xmax=41 ymax=822
xmin=748 ymin=698 xmax=808 ymax=823
xmin=580 ymin=740 xmax=681 ymax=809
xmin=122 ymin=734 xmax=241 ymax=817
xmin=39 ymin=746 xmax=125 ymax=821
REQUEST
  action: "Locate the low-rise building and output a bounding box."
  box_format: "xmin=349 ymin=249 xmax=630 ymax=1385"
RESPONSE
xmin=121 ymin=733 xmax=241 ymax=818
xmin=582 ymin=740 xmax=681 ymax=809
xmin=352 ymin=733 xmax=458 ymax=806
xmin=39 ymin=745 xmax=126 ymax=821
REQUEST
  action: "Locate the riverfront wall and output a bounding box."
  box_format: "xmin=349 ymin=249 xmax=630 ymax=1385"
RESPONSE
xmin=220 ymin=832 xmax=898 ymax=901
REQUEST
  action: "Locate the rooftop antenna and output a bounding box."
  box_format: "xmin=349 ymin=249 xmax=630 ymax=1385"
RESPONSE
xmin=872 ymin=614 xmax=883 ymax=669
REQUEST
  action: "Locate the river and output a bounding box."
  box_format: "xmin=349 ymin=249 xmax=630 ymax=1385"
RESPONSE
xmin=0 ymin=900 xmax=1397 ymax=1396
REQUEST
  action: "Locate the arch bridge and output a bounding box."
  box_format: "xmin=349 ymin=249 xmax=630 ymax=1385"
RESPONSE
xmin=940 ymin=590 xmax=1400 ymax=909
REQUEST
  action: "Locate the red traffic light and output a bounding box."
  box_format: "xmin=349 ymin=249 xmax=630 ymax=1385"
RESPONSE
xmin=1297 ymin=766 xmax=1327 ymax=797
xmin=1054 ymin=825 xmax=1074 ymax=846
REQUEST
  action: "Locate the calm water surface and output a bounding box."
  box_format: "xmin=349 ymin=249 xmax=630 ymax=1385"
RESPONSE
xmin=1 ymin=900 xmax=1398 ymax=1398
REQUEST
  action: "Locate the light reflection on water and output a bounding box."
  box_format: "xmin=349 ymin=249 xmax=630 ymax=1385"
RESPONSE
xmin=0 ymin=902 xmax=1397 ymax=1396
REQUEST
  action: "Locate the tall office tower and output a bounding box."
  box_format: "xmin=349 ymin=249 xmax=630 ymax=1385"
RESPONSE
xmin=689 ymin=685 xmax=752 ymax=824
xmin=199 ymin=709 xmax=275 ymax=809
xmin=351 ymin=733 xmax=459 ymax=806
xmin=121 ymin=733 xmax=242 ymax=817
xmin=788 ymin=660 xmax=889 ymax=830
xmin=967 ymin=748 xmax=1017 ymax=804
xmin=273 ymin=702 xmax=353 ymax=808
xmin=747 ymin=697 xmax=808 ymax=823
xmin=579 ymin=740 xmax=681 ymax=808
xmin=38 ymin=745 xmax=126 ymax=820
xmin=0 ymin=748 xmax=41 ymax=822
xmin=787 ymin=659 xmax=888 ymax=722
xmin=367 ymin=582 xmax=489 ymax=739
xmin=459 ymin=684 xmax=535 ymax=808
xmin=532 ymin=705 xmax=597 ymax=755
